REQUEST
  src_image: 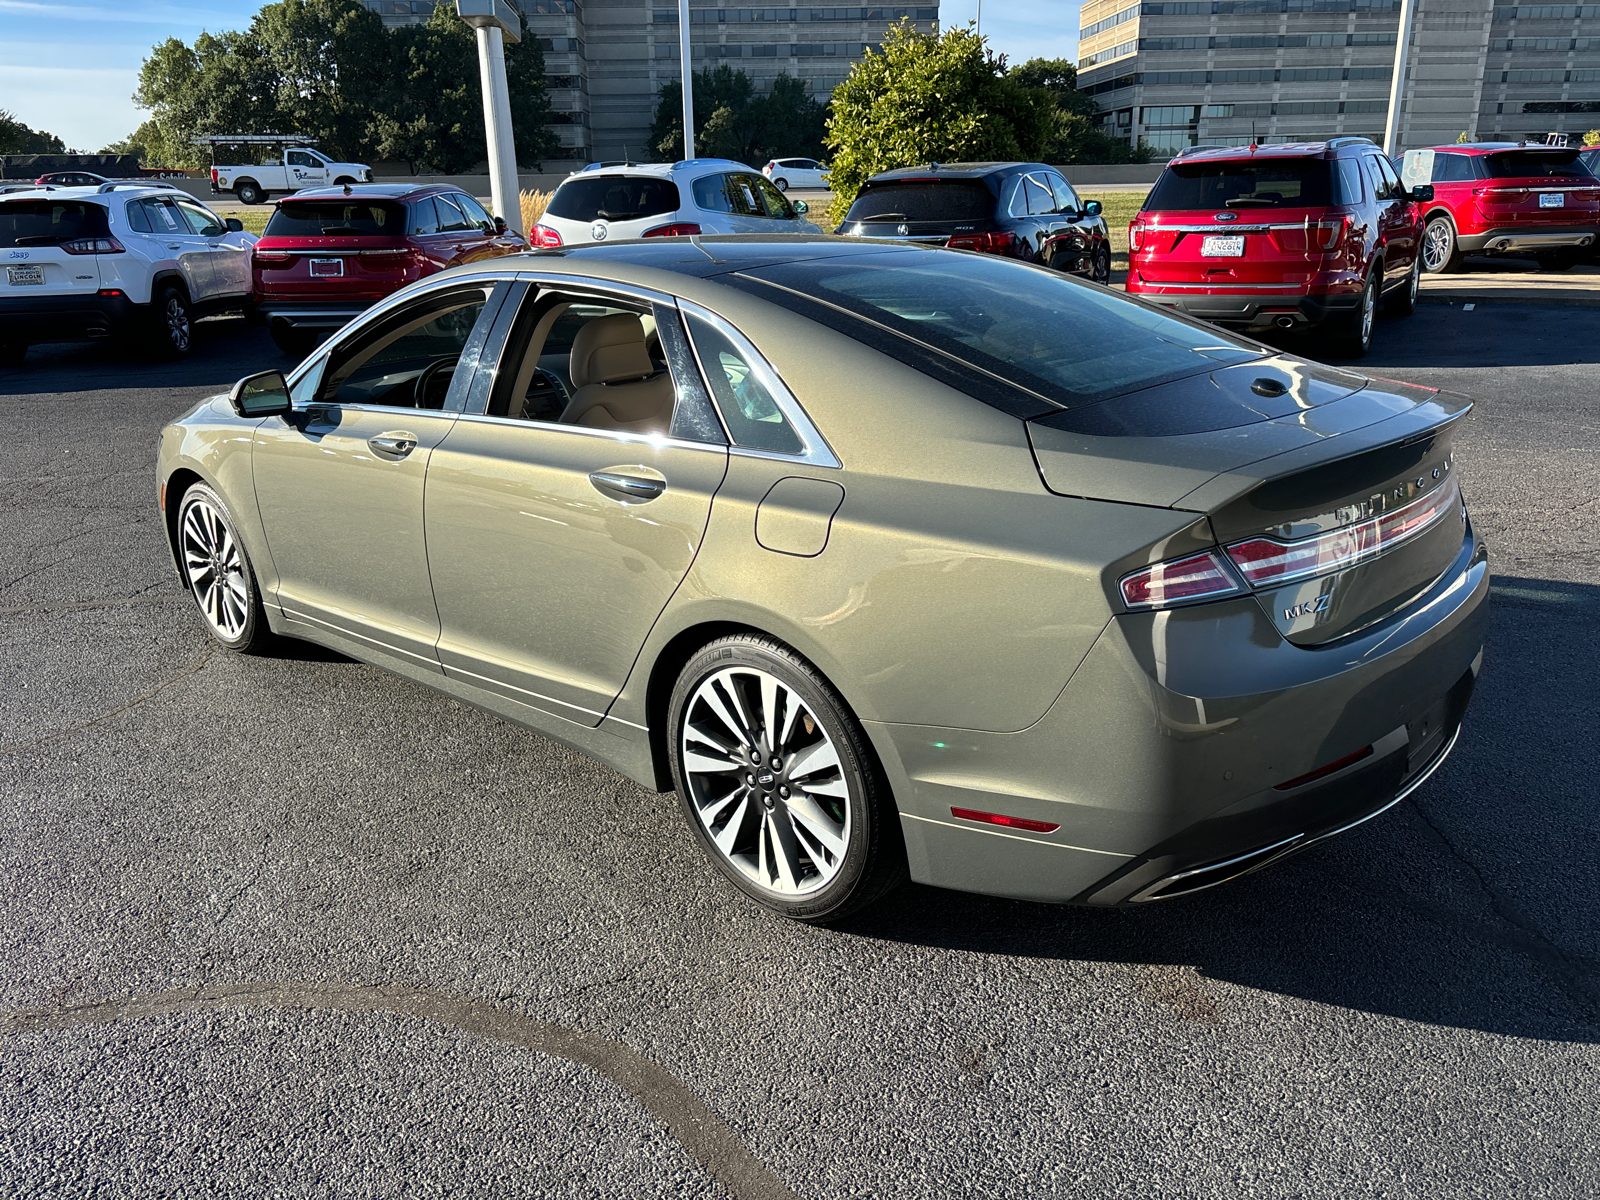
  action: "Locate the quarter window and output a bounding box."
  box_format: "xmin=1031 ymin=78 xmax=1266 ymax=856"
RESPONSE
xmin=683 ymin=312 xmax=803 ymax=455
xmin=411 ymin=197 xmax=441 ymax=234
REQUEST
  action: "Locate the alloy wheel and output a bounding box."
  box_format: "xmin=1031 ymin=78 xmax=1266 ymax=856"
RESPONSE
xmin=679 ymin=665 xmax=852 ymax=898
xmin=165 ymin=295 xmax=191 ymax=353
xmin=1359 ymin=276 xmax=1376 ymax=346
xmin=180 ymin=495 xmax=249 ymax=640
xmin=1422 ymin=220 xmax=1453 ymax=272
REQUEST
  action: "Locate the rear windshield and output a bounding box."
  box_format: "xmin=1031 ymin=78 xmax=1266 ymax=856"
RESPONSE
xmin=0 ymin=200 xmax=109 ymax=248
xmin=844 ymin=181 xmax=996 ymax=224
xmin=734 ymin=251 xmax=1260 ymax=412
xmin=1145 ymin=159 xmax=1334 ymax=210
xmin=547 ymin=176 xmax=680 ymax=222
xmin=264 ymin=201 xmax=406 ymax=237
xmin=1483 ymin=150 xmax=1595 ymax=179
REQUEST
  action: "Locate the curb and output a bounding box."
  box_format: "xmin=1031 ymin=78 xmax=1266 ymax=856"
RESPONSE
xmin=1420 ymin=291 xmax=1600 ymax=308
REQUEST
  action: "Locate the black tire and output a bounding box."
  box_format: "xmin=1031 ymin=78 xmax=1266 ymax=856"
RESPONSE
xmin=774 ymin=177 xmax=789 ymax=192
xmin=1534 ymin=250 xmax=1579 ymax=272
xmin=0 ymin=340 xmax=26 ymax=368
xmin=151 ymin=284 xmax=194 ymax=359
xmin=1327 ymin=269 xmax=1379 ymax=359
xmin=1090 ymin=245 xmax=1112 ymax=285
xmin=234 ymin=180 xmax=264 ymax=206
xmin=667 ymin=635 xmax=906 ymax=923
xmin=1386 ymin=253 xmax=1421 ymax=317
xmin=175 ymin=482 xmax=276 ymax=654
xmin=1420 ymin=215 xmax=1465 ymax=274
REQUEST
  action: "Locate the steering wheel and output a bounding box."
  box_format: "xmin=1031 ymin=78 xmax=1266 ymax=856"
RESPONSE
xmin=414 ymin=355 xmax=459 ymax=409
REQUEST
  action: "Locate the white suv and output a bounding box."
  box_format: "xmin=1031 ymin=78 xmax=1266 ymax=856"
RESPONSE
xmin=531 ymin=159 xmax=818 ymax=248
xmin=761 ymin=158 xmax=831 ymax=191
xmin=0 ymin=183 xmax=258 ymax=364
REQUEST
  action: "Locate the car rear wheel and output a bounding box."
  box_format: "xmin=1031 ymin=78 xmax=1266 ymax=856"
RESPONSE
xmin=774 ymin=177 xmax=789 ymax=192
xmin=152 ymin=286 xmax=193 ymax=359
xmin=1421 ymin=216 xmax=1465 ymax=274
xmin=1328 ymin=270 xmax=1378 ymax=359
xmin=234 ymin=180 xmax=264 ymax=206
xmin=1386 ymin=254 xmax=1421 ymax=317
xmin=176 ymin=484 xmax=274 ymax=653
xmin=1534 ymin=250 xmax=1578 ymax=272
xmin=668 ymin=635 xmax=906 ymax=922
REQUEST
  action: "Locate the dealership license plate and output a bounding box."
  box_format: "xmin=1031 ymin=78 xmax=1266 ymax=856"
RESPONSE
xmin=6 ymin=265 xmax=44 ymax=286
xmin=1201 ymin=235 xmax=1246 ymax=257
xmin=309 ymin=257 xmax=344 ymax=277
xmin=1540 ymin=192 xmax=1564 ymax=208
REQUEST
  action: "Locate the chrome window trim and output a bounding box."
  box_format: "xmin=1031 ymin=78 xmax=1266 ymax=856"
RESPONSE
xmin=676 ymin=297 xmax=842 ymax=470
xmin=450 ymin=409 xmax=729 ymax=457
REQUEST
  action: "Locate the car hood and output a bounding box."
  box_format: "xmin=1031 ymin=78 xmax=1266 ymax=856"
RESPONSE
xmin=1025 ymin=358 xmax=1468 ymax=509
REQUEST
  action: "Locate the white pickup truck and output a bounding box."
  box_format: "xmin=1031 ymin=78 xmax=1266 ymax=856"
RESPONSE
xmin=209 ymin=148 xmax=372 ymax=205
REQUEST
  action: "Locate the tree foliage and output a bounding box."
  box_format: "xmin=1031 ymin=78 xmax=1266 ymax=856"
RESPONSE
xmin=824 ymin=28 xmax=1147 ymax=222
xmin=0 ymin=110 xmax=69 ymax=155
xmin=1585 ymin=128 xmax=1600 ymax=147
xmin=126 ymin=0 xmax=555 ymax=172
xmin=650 ymin=66 xmax=827 ymax=165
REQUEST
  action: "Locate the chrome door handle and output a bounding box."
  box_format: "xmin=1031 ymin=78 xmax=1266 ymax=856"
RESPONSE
xmin=368 ymin=433 xmax=418 ymax=458
xmin=589 ymin=471 xmax=665 ymax=501
xmin=166 ymin=243 xmax=182 ymax=250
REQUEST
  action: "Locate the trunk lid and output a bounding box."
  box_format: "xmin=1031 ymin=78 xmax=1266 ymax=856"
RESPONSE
xmin=1474 ymin=149 xmax=1600 ymax=226
xmin=836 ymin=178 xmax=999 ymax=244
xmin=253 ymin=198 xmax=419 ymax=301
xmin=1027 ymin=363 xmax=1472 ymax=644
xmin=0 ymin=197 xmax=108 ymax=298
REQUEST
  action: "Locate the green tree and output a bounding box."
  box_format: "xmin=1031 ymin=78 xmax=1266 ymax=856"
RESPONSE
xmin=1006 ymin=56 xmax=1148 ymax=165
xmin=1456 ymin=130 xmax=1472 ymax=143
xmin=0 ymin=110 xmax=69 ymax=155
xmin=650 ymin=67 xmax=827 ymax=165
xmin=1583 ymin=128 xmax=1600 ymax=147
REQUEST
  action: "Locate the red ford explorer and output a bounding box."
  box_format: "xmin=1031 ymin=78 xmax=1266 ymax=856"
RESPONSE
xmin=1127 ymin=138 xmax=1431 ymax=357
xmin=252 ymin=183 xmax=524 ymax=353
xmin=1398 ymin=142 xmax=1600 ymax=274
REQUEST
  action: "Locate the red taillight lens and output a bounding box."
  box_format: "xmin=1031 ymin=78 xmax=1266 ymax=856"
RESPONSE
xmin=61 ymin=235 xmax=124 ymax=255
xmin=642 ymin=222 xmax=703 ymax=237
xmin=1311 ymin=215 xmax=1349 ymax=251
xmin=210 ymin=168 xmax=219 ymax=184
xmin=1128 ymin=220 xmax=1145 ymax=252
xmin=252 ymin=251 xmax=293 ymax=267
xmin=1119 ymin=550 xmax=1243 ymax=610
xmin=950 ymin=807 xmax=1061 ymax=834
xmin=1225 ymin=477 xmax=1460 ymax=589
xmin=1273 ymin=744 xmax=1374 ymax=791
xmin=946 ymin=231 xmax=1020 ymax=255
xmin=97 ymin=288 xmax=123 ymax=297
xmin=531 ymin=223 xmax=563 ymax=247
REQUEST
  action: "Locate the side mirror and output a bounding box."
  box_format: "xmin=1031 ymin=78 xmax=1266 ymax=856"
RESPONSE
xmin=1411 ymin=184 xmax=1435 ymax=203
xmin=1084 ymin=199 xmax=1103 ymax=217
xmin=225 ymin=217 xmax=244 ymax=232
xmin=493 ymin=215 xmax=507 ymax=234
xmin=229 ymin=370 xmax=292 ymax=418
xmin=792 ymin=199 xmax=809 ymax=214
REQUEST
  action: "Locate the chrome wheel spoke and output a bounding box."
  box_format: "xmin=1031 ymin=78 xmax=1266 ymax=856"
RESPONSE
xmin=787 ymin=737 xmax=840 ymax=784
xmin=786 ymin=793 xmax=847 ymax=859
xmin=181 ymin=496 xmax=250 ymax=640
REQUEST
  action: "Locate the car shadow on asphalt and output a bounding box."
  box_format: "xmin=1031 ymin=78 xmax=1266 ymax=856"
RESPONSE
xmin=1264 ymin=302 xmax=1600 ymax=370
xmin=0 ymin=317 xmax=295 ymax=397
xmin=844 ymin=576 xmax=1600 ymax=1044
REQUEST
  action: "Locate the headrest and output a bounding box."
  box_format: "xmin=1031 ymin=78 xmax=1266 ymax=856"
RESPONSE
xmin=569 ymin=313 xmax=655 ymax=388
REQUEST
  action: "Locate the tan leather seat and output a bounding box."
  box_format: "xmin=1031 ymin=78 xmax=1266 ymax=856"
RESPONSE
xmin=558 ymin=313 xmax=674 ymax=434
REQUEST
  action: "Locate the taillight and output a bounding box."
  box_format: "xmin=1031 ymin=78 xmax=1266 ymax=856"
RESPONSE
xmin=1225 ymin=477 xmax=1460 ymax=589
xmin=61 ymin=235 xmax=124 ymax=255
xmin=1119 ymin=550 xmax=1243 ymax=610
xmin=210 ymin=168 xmax=219 ymax=185
xmin=252 ymin=251 xmax=292 ymax=267
xmin=946 ymin=231 xmax=1021 ymax=255
xmin=1310 ymin=215 xmax=1349 ymax=252
xmin=950 ymin=807 xmax=1061 ymax=834
xmin=530 ymin=223 xmax=563 ymax=247
xmin=1128 ymin=220 xmax=1145 ymax=252
xmin=642 ymin=222 xmax=702 ymax=237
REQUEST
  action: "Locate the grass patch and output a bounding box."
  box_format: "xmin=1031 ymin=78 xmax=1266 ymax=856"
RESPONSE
xmin=232 ymin=209 xmax=271 ymax=236
xmin=1079 ymin=190 xmax=1147 ymax=257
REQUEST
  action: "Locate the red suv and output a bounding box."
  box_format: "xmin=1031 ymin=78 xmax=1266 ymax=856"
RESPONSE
xmin=252 ymin=183 xmax=524 ymax=352
xmin=1398 ymin=142 xmax=1600 ymax=274
xmin=1127 ymin=139 xmax=1431 ymax=357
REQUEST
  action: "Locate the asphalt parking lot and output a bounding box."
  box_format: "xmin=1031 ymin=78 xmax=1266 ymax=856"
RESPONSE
xmin=2 ymin=302 xmax=1598 ymax=1198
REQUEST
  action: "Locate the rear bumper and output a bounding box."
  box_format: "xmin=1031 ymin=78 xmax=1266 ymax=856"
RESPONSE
xmin=869 ymin=519 xmax=1490 ymax=906
xmin=1457 ymin=225 xmax=1599 ymax=253
xmin=256 ymin=299 xmax=372 ymax=334
xmin=0 ymin=290 xmax=142 ymax=344
xmin=1130 ymin=287 xmax=1361 ymax=330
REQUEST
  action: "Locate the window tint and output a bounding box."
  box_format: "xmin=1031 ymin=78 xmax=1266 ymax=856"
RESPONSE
xmin=843 ymin=181 xmax=996 ymax=223
xmin=0 ymin=199 xmax=109 ymax=248
xmin=1484 ymin=150 xmax=1594 ymax=178
xmin=456 ymin=192 xmax=495 ymax=229
xmin=1145 ymin=159 xmax=1333 ymax=210
xmin=1360 ymin=156 xmax=1388 ymax=202
xmin=684 ymin=312 xmax=803 ymax=454
xmin=1046 ymin=173 xmax=1081 ymax=213
xmin=1374 ymin=154 xmax=1404 ymax=198
xmin=176 ymin=199 xmax=225 ymax=236
xmin=411 ymin=197 xmax=440 ymax=235
xmin=265 ymin=201 xmax=406 ymax=237
xmin=1334 ymin=158 xmax=1365 ymax=205
xmin=1432 ymin=153 xmax=1476 ymax=183
xmin=124 ymin=199 xmax=153 ymax=233
xmin=140 ymin=197 xmax=189 ymax=235
xmin=287 ymin=150 xmax=316 ymax=167
xmin=548 ymin=176 xmax=681 ymax=221
xmin=1020 ymin=174 xmax=1057 ymax=215
xmin=737 ymin=252 xmax=1262 ymax=410
xmin=321 ymin=289 xmax=491 ymax=409
xmin=750 ymin=174 xmax=795 ymax=219
xmin=434 ymin=194 xmax=476 ymax=232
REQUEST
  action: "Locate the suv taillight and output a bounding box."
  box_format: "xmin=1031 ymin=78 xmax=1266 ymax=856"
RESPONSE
xmin=1310 ymin=216 xmax=1349 ymax=252
xmin=531 ymin=223 xmax=562 ymax=247
xmin=252 ymin=250 xmax=293 ymax=267
xmin=1128 ymin=220 xmax=1146 ymax=252
xmin=947 ymin=231 xmax=1020 ymax=255
xmin=642 ymin=222 xmax=702 ymax=237
xmin=62 ymin=235 xmax=124 ymax=255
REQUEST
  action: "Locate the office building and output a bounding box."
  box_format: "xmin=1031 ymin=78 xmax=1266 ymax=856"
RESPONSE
xmin=362 ymin=1 xmax=940 ymax=166
xmin=1075 ymin=0 xmax=1600 ymax=157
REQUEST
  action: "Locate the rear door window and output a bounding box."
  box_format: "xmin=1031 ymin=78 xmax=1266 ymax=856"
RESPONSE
xmin=843 ymin=181 xmax=996 ymax=224
xmin=141 ymin=197 xmax=191 ymax=236
xmin=0 ymin=199 xmax=109 ymax=247
xmin=434 ymin=194 xmax=477 ymax=233
xmin=455 ymin=193 xmax=495 ymax=230
xmin=1145 ymin=159 xmax=1334 ymax=210
xmin=176 ymin=199 xmax=226 ymax=236
xmin=1046 ymin=172 xmax=1081 ymax=214
xmin=1433 ymin=153 xmax=1479 ymax=183
xmin=548 ymin=176 xmax=681 ymax=222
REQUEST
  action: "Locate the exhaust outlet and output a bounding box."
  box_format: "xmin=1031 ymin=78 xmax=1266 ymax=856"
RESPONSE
xmin=1274 ymin=315 xmax=1296 ymax=329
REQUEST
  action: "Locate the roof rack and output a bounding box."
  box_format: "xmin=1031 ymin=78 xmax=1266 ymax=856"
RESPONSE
xmin=1326 ymin=136 xmax=1377 ymax=148
xmin=191 ymin=134 xmax=319 ymax=146
xmin=96 ymin=180 xmax=183 ymax=193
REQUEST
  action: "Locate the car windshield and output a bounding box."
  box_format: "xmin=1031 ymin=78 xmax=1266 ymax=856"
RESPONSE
xmin=264 ymin=201 xmax=405 ymax=237
xmin=844 ymin=181 xmax=995 ymax=223
xmin=0 ymin=200 xmax=109 ymax=247
xmin=1145 ymin=158 xmax=1334 ymax=210
xmin=547 ymin=176 xmax=680 ymax=222
xmin=1483 ymin=150 xmax=1594 ymax=179
xmin=736 ymin=250 xmax=1262 ymax=409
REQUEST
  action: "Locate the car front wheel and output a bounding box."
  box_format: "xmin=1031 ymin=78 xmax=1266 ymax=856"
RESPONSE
xmin=176 ymin=483 xmax=274 ymax=653
xmin=668 ymin=635 xmax=905 ymax=922
xmin=1421 ymin=216 xmax=1465 ymax=274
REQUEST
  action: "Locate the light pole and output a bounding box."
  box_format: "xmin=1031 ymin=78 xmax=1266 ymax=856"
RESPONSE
xmin=1383 ymin=0 xmax=1417 ymax=154
xmin=456 ymin=0 xmax=523 ymax=234
xmin=678 ymin=0 xmax=695 ymax=159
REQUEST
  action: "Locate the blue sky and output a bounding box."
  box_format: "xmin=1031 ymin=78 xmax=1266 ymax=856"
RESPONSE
xmin=0 ymin=0 xmax=1079 ymax=152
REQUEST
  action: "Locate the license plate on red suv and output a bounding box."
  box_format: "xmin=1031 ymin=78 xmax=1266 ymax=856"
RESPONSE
xmin=309 ymin=258 xmax=344 ymax=277
xmin=1539 ymin=192 xmax=1564 ymax=208
xmin=1202 ymin=235 xmax=1245 ymax=257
